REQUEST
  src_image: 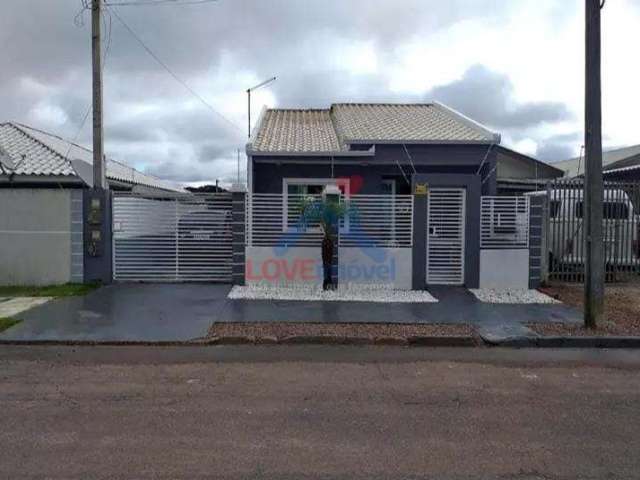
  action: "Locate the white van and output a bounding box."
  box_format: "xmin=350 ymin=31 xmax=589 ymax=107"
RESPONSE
xmin=527 ymin=189 xmax=640 ymax=266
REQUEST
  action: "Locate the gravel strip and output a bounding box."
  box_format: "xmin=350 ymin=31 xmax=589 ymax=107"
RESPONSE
xmin=208 ymin=322 xmax=474 ymax=340
xmin=469 ymin=289 xmax=560 ymax=304
xmin=228 ymin=286 xmax=438 ymax=303
xmin=531 ymin=283 xmax=640 ymax=336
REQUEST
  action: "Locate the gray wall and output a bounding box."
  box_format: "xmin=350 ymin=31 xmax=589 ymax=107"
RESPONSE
xmin=411 ymin=173 xmax=482 ymax=289
xmin=496 ymin=147 xmax=562 ymax=180
xmin=252 ymin=144 xmax=497 ymax=196
xmin=0 ymin=188 xmax=83 ymax=286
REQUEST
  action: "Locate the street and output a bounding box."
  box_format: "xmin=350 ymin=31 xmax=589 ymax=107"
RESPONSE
xmin=1 ymin=346 xmax=639 ymax=479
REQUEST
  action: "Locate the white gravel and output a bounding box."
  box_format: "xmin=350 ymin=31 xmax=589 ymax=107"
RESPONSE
xmin=228 ymin=285 xmax=438 ymax=303
xmin=469 ymin=289 xmax=561 ymax=304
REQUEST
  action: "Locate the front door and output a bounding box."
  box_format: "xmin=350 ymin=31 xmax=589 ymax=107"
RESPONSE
xmin=427 ymin=188 xmax=466 ymax=285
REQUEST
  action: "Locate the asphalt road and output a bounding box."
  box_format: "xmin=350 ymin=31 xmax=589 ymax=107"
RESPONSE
xmin=1 ymin=346 xmax=640 ymax=479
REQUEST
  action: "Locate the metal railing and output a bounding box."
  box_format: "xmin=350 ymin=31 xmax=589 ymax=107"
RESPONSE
xmin=545 ymin=179 xmax=640 ymax=282
xmin=340 ymin=195 xmax=413 ymax=248
xmin=481 ymin=196 xmax=530 ymax=249
xmin=112 ymin=192 xmax=233 ymax=282
xmin=247 ymin=193 xmax=414 ymax=248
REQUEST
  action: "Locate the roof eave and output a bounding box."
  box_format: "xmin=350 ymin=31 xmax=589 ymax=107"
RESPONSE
xmin=431 ymin=102 xmax=501 ymax=144
xmin=344 ymin=139 xmax=496 ymax=146
xmin=247 ymin=148 xmax=375 ymax=157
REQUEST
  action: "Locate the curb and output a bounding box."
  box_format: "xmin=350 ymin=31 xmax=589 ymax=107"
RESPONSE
xmin=0 ymin=339 xmax=211 ymax=347
xmin=207 ymin=334 xmax=477 ymax=347
xmin=483 ymin=335 xmax=640 ymax=349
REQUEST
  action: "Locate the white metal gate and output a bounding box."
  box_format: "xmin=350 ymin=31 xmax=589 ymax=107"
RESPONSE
xmin=427 ymin=188 xmax=466 ymax=285
xmin=112 ymin=193 xmax=233 ymax=282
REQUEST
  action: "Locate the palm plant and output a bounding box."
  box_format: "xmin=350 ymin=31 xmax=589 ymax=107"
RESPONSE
xmin=299 ymin=194 xmax=349 ymax=290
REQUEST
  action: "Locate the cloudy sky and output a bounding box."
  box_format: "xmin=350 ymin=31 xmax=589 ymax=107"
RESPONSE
xmin=2 ymin=0 xmax=639 ymax=186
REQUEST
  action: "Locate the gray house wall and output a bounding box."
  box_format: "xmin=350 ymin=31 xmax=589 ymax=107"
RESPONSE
xmin=251 ymin=144 xmax=497 ymax=196
xmin=251 ymin=143 xmax=493 ymax=289
xmin=0 ymin=188 xmax=83 ymax=286
xmin=411 ymin=173 xmax=481 ymax=289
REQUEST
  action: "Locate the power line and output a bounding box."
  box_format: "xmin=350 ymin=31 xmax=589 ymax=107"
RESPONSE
xmin=107 ymin=5 xmax=243 ymax=135
xmin=104 ymin=0 xmax=219 ymax=7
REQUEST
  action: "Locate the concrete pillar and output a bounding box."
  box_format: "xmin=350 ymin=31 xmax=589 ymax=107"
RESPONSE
xmin=83 ymin=187 xmax=112 ymax=284
xmin=528 ymin=195 xmax=545 ymax=288
xmin=411 ymin=181 xmax=428 ymax=290
xmin=231 ymin=184 xmax=247 ymax=286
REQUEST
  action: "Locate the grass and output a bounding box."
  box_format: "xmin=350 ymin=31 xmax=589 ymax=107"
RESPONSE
xmin=0 ymin=283 xmax=100 ymax=298
xmin=0 ymin=317 xmax=22 ymax=333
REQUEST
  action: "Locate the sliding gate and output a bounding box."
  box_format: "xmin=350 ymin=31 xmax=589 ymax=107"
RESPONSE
xmin=112 ymin=192 xmax=233 ymax=282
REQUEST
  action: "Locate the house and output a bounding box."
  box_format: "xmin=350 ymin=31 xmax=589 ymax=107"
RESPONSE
xmin=0 ymin=122 xmax=180 ymax=286
xmin=0 ymin=122 xmax=179 ymax=191
xmin=495 ymin=145 xmax=563 ymax=195
xmin=554 ymin=144 xmax=640 ymax=180
xmin=245 ymin=103 xmax=540 ymax=289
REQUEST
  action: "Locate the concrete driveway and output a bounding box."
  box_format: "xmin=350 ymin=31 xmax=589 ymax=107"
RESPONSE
xmin=0 ymin=283 xmax=581 ymax=342
xmin=0 ymin=283 xmax=231 ymax=342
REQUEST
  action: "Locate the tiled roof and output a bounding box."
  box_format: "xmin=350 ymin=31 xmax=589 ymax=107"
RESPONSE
xmin=331 ymin=103 xmax=494 ymax=144
xmin=249 ymin=102 xmax=499 ymax=154
xmin=251 ymin=109 xmax=343 ymax=153
xmin=0 ymin=123 xmax=76 ymax=176
xmin=0 ymin=122 xmax=181 ymax=191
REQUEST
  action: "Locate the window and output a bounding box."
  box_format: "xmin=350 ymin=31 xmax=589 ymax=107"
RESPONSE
xmin=282 ymin=178 xmax=350 ymax=232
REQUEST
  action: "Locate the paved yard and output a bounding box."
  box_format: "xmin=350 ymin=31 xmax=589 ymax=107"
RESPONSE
xmin=0 ymin=284 xmax=231 ymax=342
xmin=0 ymin=345 xmax=639 ymax=479
xmin=0 ymin=284 xmax=581 ymax=342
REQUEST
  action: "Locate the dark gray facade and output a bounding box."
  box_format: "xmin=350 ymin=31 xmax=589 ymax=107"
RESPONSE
xmin=251 ymin=144 xmax=497 ymax=196
xmin=250 ymin=143 xmax=497 ymax=288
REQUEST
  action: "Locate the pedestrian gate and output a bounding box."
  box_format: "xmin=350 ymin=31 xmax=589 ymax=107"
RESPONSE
xmin=427 ymin=188 xmax=466 ymax=285
xmin=112 ymin=192 xmax=233 ymax=282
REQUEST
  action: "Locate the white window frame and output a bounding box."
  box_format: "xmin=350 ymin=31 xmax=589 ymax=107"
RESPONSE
xmin=282 ymin=178 xmax=351 ymax=233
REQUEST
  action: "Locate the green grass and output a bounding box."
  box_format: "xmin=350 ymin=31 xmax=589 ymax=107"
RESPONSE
xmin=0 ymin=283 xmax=100 ymax=298
xmin=0 ymin=317 xmax=22 ymax=333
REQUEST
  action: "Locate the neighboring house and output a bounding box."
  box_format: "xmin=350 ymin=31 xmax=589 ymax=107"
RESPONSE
xmin=495 ymin=145 xmax=564 ymax=195
xmin=0 ymin=122 xmax=179 ymax=191
xmin=246 ymin=102 xmax=512 ymax=288
xmin=554 ymin=144 xmax=640 ymax=180
xmin=0 ymin=122 xmax=180 ymax=286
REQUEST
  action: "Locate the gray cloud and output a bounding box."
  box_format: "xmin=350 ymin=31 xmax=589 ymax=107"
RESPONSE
xmin=0 ymin=0 xmax=582 ymax=184
xmin=427 ymin=64 xmax=573 ymax=130
xmin=536 ymin=132 xmax=582 ymax=162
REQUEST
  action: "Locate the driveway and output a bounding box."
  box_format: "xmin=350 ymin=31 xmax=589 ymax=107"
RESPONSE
xmin=0 ymin=283 xmax=581 ymax=342
xmin=0 ymin=283 xmax=231 ymax=342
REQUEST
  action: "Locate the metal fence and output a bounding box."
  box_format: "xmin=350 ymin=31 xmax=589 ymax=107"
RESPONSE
xmin=340 ymin=195 xmax=413 ymax=248
xmin=545 ymin=179 xmax=640 ymax=282
xmin=481 ymin=196 xmax=530 ymax=249
xmin=112 ymin=192 xmax=233 ymax=282
xmin=247 ymin=193 xmax=414 ymax=248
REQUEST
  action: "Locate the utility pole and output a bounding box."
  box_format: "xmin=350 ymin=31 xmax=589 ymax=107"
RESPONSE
xmin=584 ymin=0 xmax=605 ymax=328
xmin=92 ymin=0 xmax=106 ymax=189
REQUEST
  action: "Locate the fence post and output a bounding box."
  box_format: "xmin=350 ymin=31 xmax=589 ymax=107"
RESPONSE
xmin=528 ymin=195 xmax=545 ymax=289
xmin=231 ymin=184 xmax=247 ymax=286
